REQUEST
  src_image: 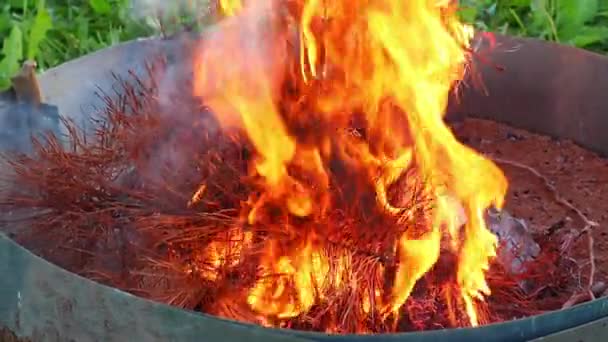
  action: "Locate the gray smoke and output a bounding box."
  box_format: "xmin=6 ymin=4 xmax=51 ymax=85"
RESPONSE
xmin=128 ymin=0 xmax=216 ymax=31
xmin=0 ymin=97 xmax=62 ymax=155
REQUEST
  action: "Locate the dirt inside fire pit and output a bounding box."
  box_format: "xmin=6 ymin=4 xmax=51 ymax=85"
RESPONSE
xmin=454 ymin=118 xmax=608 ymax=281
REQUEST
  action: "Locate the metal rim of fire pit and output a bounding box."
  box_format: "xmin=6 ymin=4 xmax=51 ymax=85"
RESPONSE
xmin=1 ymin=29 xmax=608 ymax=342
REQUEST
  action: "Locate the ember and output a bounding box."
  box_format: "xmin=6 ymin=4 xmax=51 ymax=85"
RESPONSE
xmin=0 ymin=0 xmax=595 ymax=335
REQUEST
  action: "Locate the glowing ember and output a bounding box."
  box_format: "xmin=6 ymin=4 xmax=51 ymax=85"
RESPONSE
xmin=188 ymin=0 xmax=508 ymax=330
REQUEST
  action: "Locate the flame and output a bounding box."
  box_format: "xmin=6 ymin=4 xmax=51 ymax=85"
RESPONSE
xmin=192 ymin=0 xmax=507 ymax=330
xmin=200 ymin=228 xmax=253 ymax=281
xmin=247 ymin=236 xmax=331 ymax=318
xmin=219 ymin=0 xmax=242 ymax=16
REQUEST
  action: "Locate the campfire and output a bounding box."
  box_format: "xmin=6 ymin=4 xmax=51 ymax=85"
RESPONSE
xmin=0 ymin=0 xmax=600 ymax=335
xmin=193 ymin=0 xmax=508 ymax=328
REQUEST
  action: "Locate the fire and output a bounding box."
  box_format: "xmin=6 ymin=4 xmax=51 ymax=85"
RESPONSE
xmin=192 ymin=0 xmax=508 ymax=331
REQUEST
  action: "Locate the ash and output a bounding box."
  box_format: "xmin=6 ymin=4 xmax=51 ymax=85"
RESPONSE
xmin=487 ymin=208 xmax=540 ymax=291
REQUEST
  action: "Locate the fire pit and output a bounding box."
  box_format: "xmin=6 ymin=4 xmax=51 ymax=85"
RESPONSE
xmin=1 ymin=2 xmax=608 ymax=341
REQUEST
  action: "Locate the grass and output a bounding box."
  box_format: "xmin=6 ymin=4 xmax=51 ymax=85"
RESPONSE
xmin=0 ymin=0 xmax=607 ymax=90
xmin=0 ymin=0 xmax=153 ymax=89
xmin=459 ymin=0 xmax=608 ymax=53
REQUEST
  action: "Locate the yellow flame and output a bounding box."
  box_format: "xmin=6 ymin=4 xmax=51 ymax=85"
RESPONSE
xmin=194 ymin=0 xmax=508 ymax=327
xmin=219 ymin=0 xmax=243 ymax=16
xmin=247 ymin=238 xmax=331 ymax=318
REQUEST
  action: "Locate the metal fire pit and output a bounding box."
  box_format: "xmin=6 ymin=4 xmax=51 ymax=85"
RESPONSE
xmin=1 ymin=30 xmax=608 ymax=341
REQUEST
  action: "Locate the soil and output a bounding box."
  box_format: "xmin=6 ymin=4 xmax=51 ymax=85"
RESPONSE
xmin=454 ymin=118 xmax=608 ymax=281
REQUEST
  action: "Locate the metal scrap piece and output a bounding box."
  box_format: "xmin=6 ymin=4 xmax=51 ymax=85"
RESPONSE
xmin=11 ymin=60 xmax=42 ymax=106
xmin=486 ymin=208 xmax=540 ymax=291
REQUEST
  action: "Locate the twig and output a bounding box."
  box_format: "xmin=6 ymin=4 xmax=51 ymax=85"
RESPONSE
xmin=489 ymin=156 xmax=598 ymax=230
xmin=488 ymin=155 xmax=599 ymax=302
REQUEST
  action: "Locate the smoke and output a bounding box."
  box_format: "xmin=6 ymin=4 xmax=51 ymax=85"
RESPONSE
xmin=189 ymin=0 xmax=291 ymax=126
xmin=129 ymin=0 xmax=214 ymax=17
xmin=0 ymin=98 xmax=62 ymax=155
xmin=128 ymin=0 xmax=216 ymax=31
xmin=146 ymin=0 xmax=282 ymax=182
xmin=0 ymin=0 xmax=279 ymax=182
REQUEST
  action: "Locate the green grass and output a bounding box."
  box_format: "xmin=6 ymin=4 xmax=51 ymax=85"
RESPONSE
xmin=0 ymin=0 xmax=211 ymax=90
xmin=459 ymin=0 xmax=608 ymax=52
xmin=1 ymin=0 xmax=608 ymax=91
xmin=0 ymin=0 xmax=156 ymax=89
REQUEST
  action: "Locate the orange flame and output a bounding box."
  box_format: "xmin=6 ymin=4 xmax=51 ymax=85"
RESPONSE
xmin=193 ymin=0 xmax=507 ymax=329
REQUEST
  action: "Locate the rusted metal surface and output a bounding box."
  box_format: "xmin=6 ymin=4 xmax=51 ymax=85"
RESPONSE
xmin=447 ymin=33 xmax=608 ymax=157
xmin=15 ymin=31 xmax=608 ymax=156
xmin=31 ymin=32 xmax=199 ymax=137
